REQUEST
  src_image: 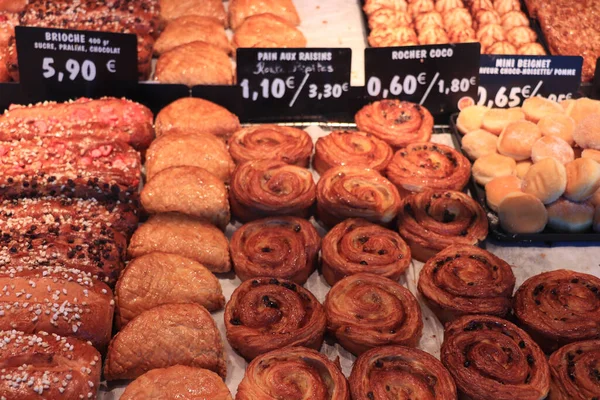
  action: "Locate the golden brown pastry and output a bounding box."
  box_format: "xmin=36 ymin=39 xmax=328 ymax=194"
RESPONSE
xmin=121 ymin=366 xmax=233 ymax=400
xmin=0 ymin=0 xmax=26 ymax=12
xmin=0 ymin=11 xmax=16 ymax=48
xmin=229 ymin=160 xmax=316 ymax=222
xmin=419 ymin=245 xmax=515 ymax=322
xmin=232 ymin=13 xmax=306 ymax=49
xmin=482 ymin=107 xmax=526 ymax=135
xmin=128 ymin=213 xmax=231 ymax=273
xmin=313 ymin=131 xmax=393 ymax=175
xmin=115 ymin=253 xmax=225 ymax=327
xmin=141 ymin=166 xmax=231 ymax=229
xmin=435 ymin=0 xmax=464 ymax=12
xmin=229 ymin=0 xmax=300 ymax=30
xmin=155 ymin=41 xmax=233 ymax=86
xmin=498 ymin=192 xmax=548 ymax=233
xmin=443 ymin=7 xmax=473 ymax=29
xmin=547 ymin=198 xmax=594 ymax=232
xmin=486 ymin=175 xmax=523 ymax=212
xmin=476 ymin=23 xmax=505 ymax=51
xmin=462 ymin=129 xmax=499 ymax=160
xmin=0 ymin=48 xmax=10 ymax=83
xmin=564 ymin=158 xmax=600 ymax=202
xmin=573 ymin=114 xmax=600 ymax=150
xmin=321 ymin=218 xmax=411 ymax=285
xmin=457 ymin=104 xmax=490 ymax=134
xmin=531 ymin=136 xmax=574 ymax=165
xmin=497 ymin=120 xmax=542 ymax=161
xmin=325 ymin=273 xmax=423 ymax=355
xmin=516 ymin=159 xmax=533 ymax=178
xmin=582 ymin=149 xmax=600 ymax=163
xmin=548 ymin=340 xmax=600 ymax=400
xmin=415 ymin=11 xmax=443 ymax=32
xmin=565 ymin=98 xmax=600 ymax=124
xmin=368 ymin=8 xmax=413 ymax=30
xmin=350 ymin=345 xmax=457 ymax=400
xmin=386 ymin=142 xmax=471 ymax=193
xmin=408 ymin=0 xmax=435 ymax=16
xmin=229 ymin=217 xmax=320 ymax=284
xmin=472 ymin=153 xmax=517 ymax=185
xmin=145 ymin=133 xmax=235 ymax=182
xmin=105 ymin=303 xmax=227 ymax=380
xmin=418 ymin=25 xmax=450 ymax=44
xmin=160 ymin=0 xmax=227 ymax=25
xmin=228 ymin=125 xmax=313 ymax=167
xmin=538 ymin=113 xmax=575 ymax=145
xmin=155 ymin=98 xmax=241 ymax=140
xmin=518 ymin=42 xmax=546 ymax=55
xmin=495 ymin=0 xmax=521 ymax=14
xmin=447 ymin=26 xmax=477 ymax=42
xmin=506 ymin=26 xmax=538 ymax=47
xmin=501 ymin=10 xmax=530 ymax=29
xmin=469 ymin=0 xmax=493 ymax=13
xmin=485 ymin=41 xmax=517 ymax=54
xmin=224 ymin=277 xmax=326 ymax=360
xmin=237 ymin=347 xmax=350 ymax=400
xmin=364 ymin=0 xmax=408 ymax=15
xmin=154 ymin=16 xmax=231 ymax=55
xmin=442 ymin=315 xmax=550 ymax=400
xmin=316 ymin=166 xmax=402 ymax=227
xmin=522 ymin=158 xmax=567 ymax=204
xmin=368 ymin=26 xmax=418 ymax=47
xmin=476 ymin=9 xmax=502 ymax=27
xmin=355 ymin=100 xmax=433 ymax=148
xmin=397 ymin=190 xmax=488 ymax=262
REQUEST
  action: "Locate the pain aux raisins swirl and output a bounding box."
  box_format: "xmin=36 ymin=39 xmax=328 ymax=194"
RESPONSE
xmin=548 ymin=340 xmax=600 ymax=399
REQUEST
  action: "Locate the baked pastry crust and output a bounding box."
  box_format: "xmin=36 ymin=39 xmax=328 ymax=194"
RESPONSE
xmin=494 ymin=0 xmax=521 ymax=15
xmin=506 ymin=26 xmax=537 ymax=48
xmin=415 ymin=11 xmax=443 ymax=32
xmin=476 ymin=23 xmax=506 ymax=51
xmin=105 ymin=303 xmax=227 ymax=380
xmin=160 ymin=0 xmax=227 ymax=25
xmin=363 ymin=0 xmax=408 ymax=15
xmin=418 ymin=25 xmax=450 ymax=45
xmin=486 ymin=41 xmax=517 ymax=54
xmin=224 ymin=277 xmax=326 ymax=360
xmin=368 ymin=26 xmax=418 ymax=47
xmin=501 ymin=10 xmax=530 ymax=29
xmin=443 ymin=7 xmax=473 ymax=29
xmin=441 ymin=315 xmax=550 ymax=400
xmin=0 ymin=0 xmax=26 ymax=12
xmin=229 ymin=0 xmax=300 ymax=30
xmin=435 ymin=0 xmax=464 ymax=12
xmin=233 ymin=13 xmax=306 ymax=49
xmin=518 ymin=42 xmax=546 ymax=55
xmin=230 ymin=217 xmax=320 ymax=284
xmin=154 ymin=16 xmax=231 ymax=55
xmin=548 ymin=340 xmax=600 ymax=400
xmin=368 ymin=8 xmax=412 ymax=30
xmin=325 ymin=273 xmax=423 ymax=355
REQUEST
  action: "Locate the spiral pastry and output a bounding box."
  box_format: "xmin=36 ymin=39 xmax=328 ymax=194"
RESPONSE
xmin=514 ymin=269 xmax=600 ymax=352
xmin=397 ymin=190 xmax=488 ymax=262
xmin=228 ymin=125 xmax=313 ymax=167
xmin=230 ymin=159 xmax=316 ymax=222
xmin=321 ymin=218 xmax=411 ymax=285
xmin=224 ymin=277 xmax=326 ymax=361
xmin=236 ymin=347 xmax=350 ymax=400
xmin=324 ymin=273 xmax=423 ymax=355
xmin=355 ymin=100 xmax=434 ymax=149
xmin=548 ymin=340 xmax=600 ymax=399
xmin=386 ymin=142 xmax=471 ymax=194
xmin=350 ymin=345 xmax=457 ymax=400
xmin=313 ymin=130 xmax=394 ymax=175
xmin=441 ymin=315 xmax=550 ymax=400
xmin=230 ymin=217 xmax=321 ymax=284
xmin=418 ymin=245 xmax=516 ymax=323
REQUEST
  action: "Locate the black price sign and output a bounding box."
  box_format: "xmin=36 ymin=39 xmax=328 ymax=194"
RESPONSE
xmin=364 ymin=43 xmax=480 ymax=117
xmin=236 ymin=48 xmax=352 ymax=121
xmin=15 ymin=26 xmax=138 ymax=89
xmin=479 ymin=55 xmax=583 ymax=108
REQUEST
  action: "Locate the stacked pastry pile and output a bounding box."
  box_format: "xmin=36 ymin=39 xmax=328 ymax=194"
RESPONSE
xmin=458 ymin=96 xmax=600 ymax=235
xmin=364 ymin=0 xmax=545 ymax=55
xmin=0 ymin=97 xmax=152 ymax=399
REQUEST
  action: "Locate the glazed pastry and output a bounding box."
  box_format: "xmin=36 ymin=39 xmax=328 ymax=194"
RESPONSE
xmin=233 ymin=14 xmax=306 ymax=49
xmin=229 ymin=0 xmax=300 ymax=29
xmin=518 ymin=42 xmax=546 ymax=55
xmin=415 ymin=11 xmax=444 ymax=32
xmin=418 ymin=245 xmax=516 ymax=322
xmin=435 ymin=0 xmax=464 ymax=12
xmin=385 ymin=142 xmax=471 ymax=193
xmin=418 ymin=26 xmax=450 ymax=44
xmin=115 ymin=253 xmax=225 ymax=327
xmin=475 ymin=9 xmax=501 ymax=28
xmin=368 ymin=26 xmax=418 ymax=47
xmin=506 ymin=26 xmax=537 ymax=47
xmin=128 ymin=213 xmax=231 ymax=273
xmin=397 ymin=190 xmax=488 ymax=262
xmin=224 ymin=277 xmax=326 ymax=360
xmin=155 ymin=98 xmax=241 ymax=140
xmin=501 ymin=10 xmax=530 ymax=29
xmin=441 ymin=315 xmax=550 ymax=400
xmin=228 ymin=125 xmax=313 ymax=167
xmin=229 ymin=160 xmax=316 ymax=222
xmin=476 ymin=23 xmax=505 ymax=51
xmin=154 ymin=16 xmax=231 ymax=55
xmin=325 ymin=273 xmax=423 ymax=355
xmin=355 ymin=100 xmax=434 ymax=148
xmin=155 ymin=41 xmax=233 ymax=86
xmin=316 ymin=166 xmax=401 ymax=227
xmin=368 ymin=8 xmax=412 ymax=30
xmin=408 ymin=0 xmax=435 ymax=16
xmin=486 ymin=41 xmax=517 ymax=54
xmin=495 ymin=0 xmax=521 ymax=15
xmin=443 ymin=7 xmax=473 ymax=29
xmin=121 ymin=366 xmax=232 ymax=400
xmin=160 ymin=0 xmax=227 ymax=25
xmin=548 ymin=340 xmax=600 ymax=400
xmin=104 ymin=303 xmax=227 ymax=380
xmin=236 ymin=347 xmax=350 ymax=400
xmin=514 ymin=269 xmax=600 ymax=352
xmin=313 ymin=130 xmax=393 ymax=175
xmin=321 ymin=218 xmax=411 ymax=285
xmin=145 ymin=133 xmax=235 ymax=182
xmin=350 ymin=346 xmax=457 ymax=400
xmin=141 ymin=166 xmax=230 ymax=230
xmin=230 ymin=217 xmax=319 ymax=283
xmin=363 ymin=0 xmax=408 ymax=15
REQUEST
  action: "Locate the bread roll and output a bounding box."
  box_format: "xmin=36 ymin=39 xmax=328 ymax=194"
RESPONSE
xmin=154 ymin=16 xmax=231 ymax=55
xmin=497 ymin=120 xmax=542 ymax=161
xmin=547 ymin=198 xmax=594 ymax=232
xmin=560 ymin=99 xmax=575 ymax=111
xmin=522 ymin=158 xmax=567 ymax=204
xmin=141 ymin=166 xmax=230 ymax=230
xmin=472 ymin=153 xmax=517 ymax=186
xmin=522 ymin=96 xmax=564 ymax=123
xmin=485 ymin=175 xmax=522 ymax=212
xmin=457 ymin=105 xmax=489 ymax=134
xmin=461 ymin=129 xmax=498 ymax=160
xmin=530 ymin=136 xmax=574 ymax=164
xmin=565 ymin=98 xmax=600 ymax=124
xmin=498 ymin=193 xmax=548 ymax=233
xmin=515 ymin=159 xmax=533 ymax=178
xmin=573 ymin=113 xmax=600 ymax=150
xmin=564 ymin=158 xmax=600 ymax=202
xmin=128 ymin=213 xmax=231 ymax=273
xmin=582 ymin=149 xmax=600 ymax=164
xmin=482 ymin=108 xmax=525 ymax=135
xmin=537 ymin=114 xmax=575 ymax=145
